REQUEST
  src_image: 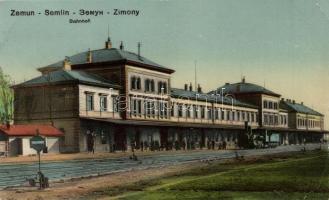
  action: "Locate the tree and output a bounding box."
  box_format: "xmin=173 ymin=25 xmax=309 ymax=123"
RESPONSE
xmin=0 ymin=67 xmax=13 ymax=124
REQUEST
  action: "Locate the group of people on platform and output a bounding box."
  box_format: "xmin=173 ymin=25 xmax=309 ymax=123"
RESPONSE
xmin=113 ymin=140 xmax=232 ymax=152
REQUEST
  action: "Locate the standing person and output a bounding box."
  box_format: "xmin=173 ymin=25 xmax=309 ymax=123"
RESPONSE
xmin=140 ymin=141 xmax=144 ymax=152
xmin=91 ymin=131 xmax=95 ymax=154
xmin=211 ymin=140 xmax=215 ymax=150
xmin=86 ymin=130 xmax=92 ymax=153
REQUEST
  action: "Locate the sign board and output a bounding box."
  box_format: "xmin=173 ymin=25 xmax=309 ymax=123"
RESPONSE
xmin=30 ymin=135 xmax=46 ymax=152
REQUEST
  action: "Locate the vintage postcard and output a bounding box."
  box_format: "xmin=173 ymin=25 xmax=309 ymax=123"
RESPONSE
xmin=0 ymin=0 xmax=328 ymax=199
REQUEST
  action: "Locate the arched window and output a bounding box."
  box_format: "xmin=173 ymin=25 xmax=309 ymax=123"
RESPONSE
xmin=136 ymin=77 xmax=141 ymax=90
xmin=263 ymin=100 xmax=267 ymax=108
xmin=145 ymin=79 xmax=150 ymax=92
xmin=150 ymin=80 xmax=155 ymax=92
xmin=163 ymin=82 xmax=167 ymax=93
xmin=131 ymin=76 xmax=136 ymax=90
xmin=158 ymin=81 xmax=162 ymax=93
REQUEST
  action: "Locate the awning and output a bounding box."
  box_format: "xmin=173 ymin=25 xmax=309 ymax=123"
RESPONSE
xmin=80 ymin=117 xmax=246 ymax=130
xmin=0 ymin=124 xmax=64 ymax=137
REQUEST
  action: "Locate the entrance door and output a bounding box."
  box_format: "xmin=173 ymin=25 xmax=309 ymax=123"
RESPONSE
xmin=201 ymin=130 xmax=205 ymax=148
xmin=114 ymin=126 xmax=127 ymax=151
xmin=135 ymin=130 xmax=140 ymax=149
xmin=160 ymin=128 xmax=168 ymax=150
xmin=16 ymin=138 xmax=22 ymax=155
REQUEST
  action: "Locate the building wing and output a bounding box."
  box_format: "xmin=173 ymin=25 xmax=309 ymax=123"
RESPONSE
xmin=280 ymin=101 xmax=323 ymax=116
xmin=210 ymin=81 xmax=281 ymax=97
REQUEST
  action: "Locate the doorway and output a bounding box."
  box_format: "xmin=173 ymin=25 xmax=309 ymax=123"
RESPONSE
xmin=114 ymin=126 xmax=127 ymax=151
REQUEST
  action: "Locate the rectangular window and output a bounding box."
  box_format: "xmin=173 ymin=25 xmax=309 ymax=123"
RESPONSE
xmin=132 ymin=99 xmax=141 ymax=115
xmin=214 ymin=109 xmax=218 ymax=120
xmin=159 ymin=102 xmax=167 ymax=118
xmin=226 ymin=110 xmax=231 ymax=121
xmin=100 ymin=96 xmax=107 ymax=111
xmin=186 ymin=104 xmax=191 ymax=118
xmin=138 ymin=100 xmax=142 ymax=114
xmin=86 ymin=94 xmax=94 ymax=111
xmin=171 ymin=104 xmax=175 ymax=117
xmin=112 ymin=96 xmax=118 ymax=112
xmin=178 ymin=104 xmax=183 ymax=117
xmin=208 ymin=108 xmax=212 ymax=119
xmin=221 ymin=109 xmax=225 ymax=120
xmin=164 ymin=103 xmax=168 ymax=118
xmin=201 ymin=106 xmax=205 ymax=119
xmin=193 ymin=105 xmax=198 ymax=118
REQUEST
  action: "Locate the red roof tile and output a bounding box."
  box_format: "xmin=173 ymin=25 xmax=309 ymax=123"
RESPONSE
xmin=0 ymin=125 xmax=64 ymax=137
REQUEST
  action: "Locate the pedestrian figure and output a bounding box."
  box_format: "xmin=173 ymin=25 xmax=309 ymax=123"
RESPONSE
xmin=91 ymin=131 xmax=95 ymax=154
xmin=218 ymin=141 xmax=222 ymax=150
xmin=182 ymin=140 xmax=186 ymax=150
xmin=140 ymin=141 xmax=144 ymax=151
xmin=86 ymin=130 xmax=94 ymax=153
xmin=211 ymin=140 xmax=215 ymax=150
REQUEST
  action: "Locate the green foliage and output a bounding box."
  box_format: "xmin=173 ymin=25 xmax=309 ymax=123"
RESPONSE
xmin=0 ymin=67 xmax=13 ymax=124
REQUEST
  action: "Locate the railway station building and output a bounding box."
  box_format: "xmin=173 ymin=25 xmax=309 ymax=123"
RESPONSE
xmin=12 ymin=38 xmax=327 ymax=153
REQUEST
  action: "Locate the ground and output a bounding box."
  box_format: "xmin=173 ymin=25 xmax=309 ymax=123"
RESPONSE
xmin=1 ymin=150 xmax=328 ymax=200
xmin=91 ymin=150 xmax=329 ymax=200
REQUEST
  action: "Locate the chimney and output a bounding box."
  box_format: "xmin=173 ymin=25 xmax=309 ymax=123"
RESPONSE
xmin=225 ymin=82 xmax=230 ymax=85
xmin=197 ymin=84 xmax=202 ymax=93
xmin=63 ymin=56 xmax=71 ymax=70
xmin=189 ymin=82 xmax=193 ymax=91
xmin=87 ymin=49 xmax=92 ymax=63
xmin=242 ymin=76 xmax=246 ymax=83
xmin=281 ymin=98 xmax=284 ymax=101
xmin=105 ymin=37 xmax=112 ymax=49
xmin=292 ymin=100 xmax=295 ymax=104
xmin=184 ymin=84 xmax=188 ymax=91
xmin=137 ymin=42 xmax=141 ymax=58
xmin=120 ymin=41 xmax=124 ymax=50
xmin=301 ymin=102 xmax=303 ymax=105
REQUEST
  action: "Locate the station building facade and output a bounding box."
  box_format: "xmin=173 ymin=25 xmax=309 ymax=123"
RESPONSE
xmin=12 ymin=38 xmax=327 ymax=153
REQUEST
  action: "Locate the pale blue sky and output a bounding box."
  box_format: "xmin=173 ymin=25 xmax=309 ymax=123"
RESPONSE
xmin=1 ymin=0 xmax=329 ymax=127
